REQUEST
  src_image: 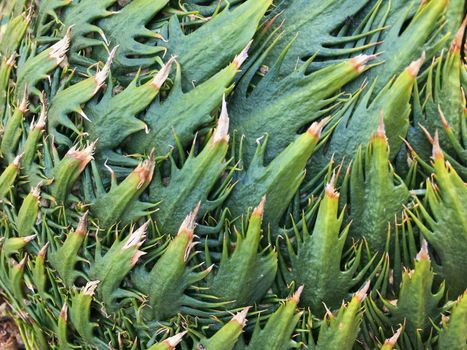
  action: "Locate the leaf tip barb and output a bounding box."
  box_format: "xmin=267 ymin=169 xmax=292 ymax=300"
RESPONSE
xmin=416 ymin=240 xmax=430 ymax=261
xmin=253 ymin=195 xmax=266 ymax=217
xmin=13 ymin=153 xmax=24 ymax=168
xmin=291 ymin=285 xmax=304 ymax=303
xmin=213 ymin=95 xmax=230 ymax=144
xmin=325 ymin=172 xmax=339 ymax=200
xmin=19 ymin=89 xmax=29 ymax=113
xmin=407 ymin=52 xmax=425 ymax=78
xmin=307 ymin=117 xmax=329 ymax=138
xmin=233 ymin=41 xmax=252 ymax=69
xmin=95 ymin=46 xmax=118 ymax=91
xmin=75 ymin=211 xmax=89 ymax=236
xmin=350 ymin=54 xmax=377 ymax=72
xmin=151 ymin=56 xmax=177 ymax=89
xmin=67 ymin=141 xmax=96 ymax=172
xmin=355 ymin=280 xmax=370 ymax=302
xmin=431 ymin=129 xmax=444 ymax=161
xmin=49 ymin=27 xmax=72 ymax=64
xmin=166 ymin=331 xmax=187 ymax=348
xmin=384 ymin=325 xmax=403 ymax=346
xmin=123 ymin=221 xmax=149 ymax=250
xmin=376 ymin=111 xmax=387 ymax=139
xmin=178 ymin=203 xmax=201 ymax=237
xmin=450 ymin=15 xmax=467 ymax=53
xmin=60 ymin=303 xmax=68 ymax=321
xmin=38 ymin=242 xmax=49 ymax=258
xmin=135 ymin=150 xmax=156 ymax=190
xmin=232 ymin=307 xmax=250 ymax=327
xmin=82 ymin=280 xmax=99 ymax=296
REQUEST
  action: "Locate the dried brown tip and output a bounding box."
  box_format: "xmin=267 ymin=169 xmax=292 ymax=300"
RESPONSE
xmin=212 ymin=95 xmax=230 ymax=144
xmin=450 ymin=15 xmax=467 ymax=53
xmin=6 ymin=52 xmax=17 ymax=66
xmin=67 ymin=142 xmax=96 ymax=172
xmin=416 ymin=240 xmax=430 ymax=261
xmin=31 ymin=182 xmax=42 ymax=199
xmin=23 ymin=234 xmax=37 ymax=243
xmin=253 ymin=195 xmax=266 ymax=217
xmin=82 ymin=280 xmax=99 ymax=296
xmin=432 ymin=130 xmax=443 ymax=161
xmin=350 ymin=54 xmax=377 ymax=73
xmin=123 ymin=221 xmax=149 ymax=250
xmin=19 ymin=89 xmax=29 ymax=113
xmin=134 ymin=150 xmax=156 ymax=190
xmin=438 ymin=105 xmax=450 ymax=129
xmin=407 ymin=52 xmax=425 ymax=77
xmin=355 ymin=280 xmax=370 ymax=302
xmin=76 ymin=107 xmax=91 ymax=122
xmin=13 ymin=153 xmax=24 ymax=168
xmin=60 ymin=303 xmax=68 ymax=321
xmin=95 ymin=46 xmax=118 ymax=91
xmin=307 ymin=117 xmax=330 ymax=138
xmin=38 ymin=242 xmax=50 ymax=258
xmin=376 ymin=111 xmax=387 ymax=139
xmin=232 ymin=307 xmax=250 ymax=327
xmin=151 ymin=56 xmax=177 ymax=89
xmin=178 ymin=202 xmax=201 ymax=237
xmin=291 ymin=285 xmax=304 ymax=303
xmin=233 ymin=41 xmax=252 ymax=69
xmin=17 ymin=256 xmax=28 ymax=270
xmin=131 ymin=250 xmax=147 ymax=267
xmin=165 ymin=331 xmax=187 ymax=348
xmin=384 ymin=325 xmax=403 ymax=346
xmin=75 ymin=211 xmax=89 ymax=236
xmin=49 ymin=27 xmax=72 ymax=64
xmin=34 ymin=100 xmax=48 ymax=130
xmin=325 ymin=171 xmax=339 ymax=199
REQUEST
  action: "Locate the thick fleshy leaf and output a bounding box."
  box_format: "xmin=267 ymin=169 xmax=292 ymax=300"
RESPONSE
xmin=163 ymin=0 xmax=271 ymax=89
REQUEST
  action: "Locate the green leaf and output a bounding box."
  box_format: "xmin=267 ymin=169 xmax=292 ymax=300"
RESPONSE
xmin=70 ymin=281 xmax=100 ymax=345
xmin=226 ymin=119 xmax=324 ymax=231
xmin=15 ymin=28 xmax=71 ymax=100
xmin=382 ymin=241 xmax=444 ymax=339
xmin=164 ymin=0 xmax=271 ymax=89
xmin=263 ymin=0 xmax=375 ymax=75
xmin=60 ymin=0 xmax=117 ymax=66
xmin=230 ymin=51 xmax=372 ymax=164
xmin=281 ymin=179 xmax=369 ymax=312
xmin=127 ymin=49 xmax=247 ymax=156
xmin=90 ymin=153 xmax=156 ymax=228
xmin=315 ymin=55 xmax=422 ymax=168
xmin=438 ymin=291 xmax=467 ymax=348
xmin=94 ymin=0 xmax=169 ymax=73
xmin=49 ymin=213 xmax=88 ymax=287
xmin=209 ymin=197 xmax=277 ymax=307
xmin=48 ymin=47 xmax=115 ymax=146
xmin=148 ymin=100 xmax=231 ymax=234
xmin=0 ymin=11 xmax=29 ymax=56
xmin=132 ymin=207 xmax=217 ymax=320
xmin=350 ymin=0 xmax=448 ymax=95
xmin=244 ymin=286 xmax=303 ymax=350
xmin=196 ymin=309 xmax=247 ymax=350
xmin=83 ymin=57 xmax=175 ymax=166
xmin=410 ymin=20 xmax=467 ymax=178
xmin=89 ymin=222 xmax=148 ymax=311
xmin=315 ymin=282 xmax=369 ymax=350
xmin=346 ymin=120 xmax=410 ymax=255
xmin=407 ymin=137 xmax=467 ymax=297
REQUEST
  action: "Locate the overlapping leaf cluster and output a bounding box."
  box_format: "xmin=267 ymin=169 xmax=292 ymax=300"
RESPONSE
xmin=0 ymin=0 xmax=466 ymax=349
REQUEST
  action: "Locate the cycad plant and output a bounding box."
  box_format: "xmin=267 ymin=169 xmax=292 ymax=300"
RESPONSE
xmin=0 ymin=0 xmax=466 ymax=349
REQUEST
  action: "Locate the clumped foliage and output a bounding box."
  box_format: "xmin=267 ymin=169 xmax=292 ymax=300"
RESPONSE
xmin=0 ymin=0 xmax=466 ymax=349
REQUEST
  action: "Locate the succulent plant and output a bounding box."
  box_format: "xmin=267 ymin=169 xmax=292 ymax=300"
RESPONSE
xmin=0 ymin=0 xmax=466 ymax=349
